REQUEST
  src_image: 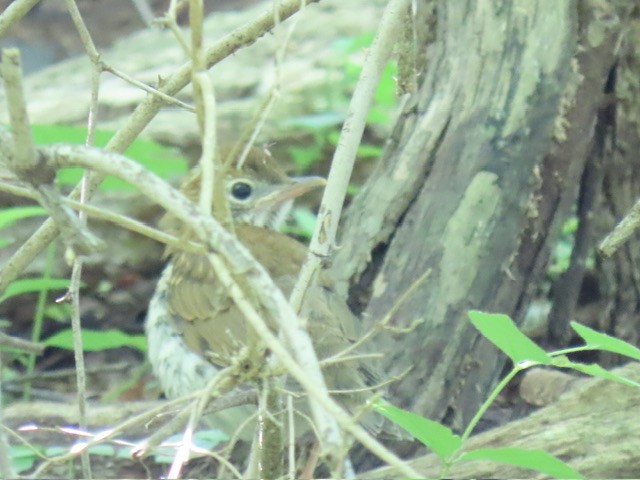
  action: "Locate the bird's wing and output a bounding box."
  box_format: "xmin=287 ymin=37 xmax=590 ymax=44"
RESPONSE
xmin=166 ymin=252 xmax=248 ymax=365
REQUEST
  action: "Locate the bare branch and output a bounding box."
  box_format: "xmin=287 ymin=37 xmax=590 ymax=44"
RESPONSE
xmin=0 ymin=0 xmax=42 ymax=38
xmin=599 ymin=198 xmax=640 ymax=257
xmin=0 ymin=0 xmax=319 ymax=296
xmin=1 ymin=49 xmax=103 ymax=257
xmin=0 ymin=332 xmax=44 ymax=355
xmin=290 ymin=0 xmax=409 ymax=309
xmin=0 ymin=131 xmax=420 ymax=477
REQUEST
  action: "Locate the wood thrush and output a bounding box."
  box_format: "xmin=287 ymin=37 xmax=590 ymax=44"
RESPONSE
xmin=146 ymin=146 xmax=403 ymax=439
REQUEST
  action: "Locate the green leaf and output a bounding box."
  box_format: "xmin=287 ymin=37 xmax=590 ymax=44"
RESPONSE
xmin=468 ymin=311 xmax=552 ymax=365
xmin=336 ymin=32 xmax=375 ymax=52
xmin=10 ymin=444 xmax=42 ymax=473
xmin=288 ymin=207 xmax=317 ymax=239
xmin=43 ymin=303 xmax=72 ymax=322
xmin=571 ymin=363 xmax=640 ymax=388
xmin=571 ymin=322 xmax=640 ymax=361
xmin=325 ymin=131 xmax=382 ymax=158
xmin=0 ymin=206 xmax=47 ymax=230
xmin=459 ymin=447 xmax=584 ymax=479
xmin=346 ymin=184 xmax=361 ymax=196
xmin=288 ymin=145 xmax=323 ymax=170
xmin=193 ymin=429 xmax=229 ymax=450
xmin=562 ymin=217 xmax=579 ymax=235
xmin=356 ymin=143 xmax=383 ymax=158
xmin=88 ymin=445 xmax=116 ymax=456
xmin=0 ymin=278 xmax=71 ymax=303
xmin=44 ymin=446 xmax=66 ymax=457
xmin=44 ymin=328 xmax=147 ymax=353
xmin=374 ymin=401 xmax=461 ymax=461
xmin=552 ymin=355 xmax=640 ymax=388
xmin=32 ymin=125 xmax=187 ymax=192
xmin=367 ymin=107 xmax=390 ymax=125
xmin=375 ymin=61 xmax=398 ymax=108
xmin=12 ymin=457 xmax=36 ymax=475
xmin=32 ymin=124 xmax=100 ymax=145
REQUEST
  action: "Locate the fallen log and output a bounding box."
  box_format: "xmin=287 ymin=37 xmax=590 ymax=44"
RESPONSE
xmin=362 ymin=362 xmax=640 ymax=478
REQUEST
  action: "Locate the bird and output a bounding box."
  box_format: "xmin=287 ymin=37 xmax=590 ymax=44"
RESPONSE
xmin=145 ymin=145 xmax=405 ymax=441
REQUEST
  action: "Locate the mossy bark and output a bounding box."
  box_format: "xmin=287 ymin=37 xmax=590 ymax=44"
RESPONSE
xmin=332 ymin=0 xmax=628 ymax=431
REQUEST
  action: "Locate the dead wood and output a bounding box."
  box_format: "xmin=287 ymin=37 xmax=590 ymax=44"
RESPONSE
xmin=363 ymin=362 xmax=640 ymax=479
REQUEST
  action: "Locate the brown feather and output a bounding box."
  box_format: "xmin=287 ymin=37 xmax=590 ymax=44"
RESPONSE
xmin=156 ymin=147 xmax=406 ymax=439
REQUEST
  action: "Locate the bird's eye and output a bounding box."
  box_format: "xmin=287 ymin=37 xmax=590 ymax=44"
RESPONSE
xmin=230 ymin=180 xmax=253 ymax=201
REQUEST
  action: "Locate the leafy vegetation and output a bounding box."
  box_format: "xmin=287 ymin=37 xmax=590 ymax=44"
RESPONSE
xmin=43 ymin=328 xmax=147 ymax=353
xmin=31 ymin=124 xmax=188 ymax=192
xmin=375 ymin=310 xmax=640 ymax=479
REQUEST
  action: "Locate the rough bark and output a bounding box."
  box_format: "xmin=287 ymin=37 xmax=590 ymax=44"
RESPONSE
xmin=331 ymin=0 xmax=628 ymax=430
xmin=590 ymin=6 xmax=640 ymax=366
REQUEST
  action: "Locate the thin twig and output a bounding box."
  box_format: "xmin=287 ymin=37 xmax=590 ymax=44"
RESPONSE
xmin=167 ymin=365 xmax=236 ymax=478
xmin=216 ymin=409 xmax=260 ymax=478
xmin=191 ymin=445 xmax=245 ymax=480
xmin=0 ymin=0 xmax=317 ymax=296
xmin=22 ymin=242 xmax=55 ymax=401
xmin=290 ymin=0 xmax=410 ymax=314
xmin=0 ymin=180 xmax=206 ymax=255
xmin=61 ymin=259 xmax=92 ymax=478
xmin=0 ymin=50 xmax=37 ymax=171
xmin=235 ymin=0 xmax=304 ymax=168
xmin=287 ymin=0 xmax=413 ymax=465
xmin=0 ymin=0 xmax=42 ymax=38
xmin=287 ymin=394 xmax=295 ymax=480
xmin=194 ymin=73 xmax=216 ymax=214
xmin=326 ymin=268 xmax=431 ymax=364
xmin=131 ymin=0 xmax=156 ymax=25
xmin=0 ymin=331 xmax=44 ymax=355
xmin=160 ymin=0 xmax=191 ymax=56
xmin=6 ymin=362 xmax=129 ymax=383
xmin=1 ymin=49 xmax=103 ymax=257
xmin=62 ymin=3 xmax=105 ymax=475
xmin=0 ymin=353 xmax=17 ymax=479
xmin=101 ymin=64 xmax=196 ymax=112
xmin=135 ymin=390 xmax=256 ymax=455
xmin=599 ymin=198 xmax=640 ymax=257
xmin=0 ymin=135 xmax=421 ymax=477
xmin=31 ymin=389 xmax=225 ymax=477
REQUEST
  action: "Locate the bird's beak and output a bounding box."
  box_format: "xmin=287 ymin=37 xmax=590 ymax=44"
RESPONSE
xmin=256 ymin=176 xmax=327 ymax=208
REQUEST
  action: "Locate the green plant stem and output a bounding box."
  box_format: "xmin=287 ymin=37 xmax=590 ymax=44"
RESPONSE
xmin=438 ymin=365 xmax=524 ymax=478
xmin=457 ymin=345 xmax=598 ymax=449
xmin=23 ymin=241 xmax=56 ymax=401
xmin=550 ymin=345 xmax=596 ymax=356
xmin=442 ymin=345 xmax=598 ymax=476
xmin=458 ymin=365 xmax=521 ymax=447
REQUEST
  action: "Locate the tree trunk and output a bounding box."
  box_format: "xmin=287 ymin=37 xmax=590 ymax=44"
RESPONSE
xmin=590 ymin=10 xmax=640 ymax=366
xmin=332 ymin=0 xmax=628 ymax=430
